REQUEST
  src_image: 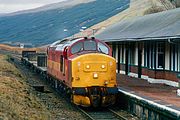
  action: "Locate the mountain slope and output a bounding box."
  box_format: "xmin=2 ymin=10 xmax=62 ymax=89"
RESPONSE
xmin=0 ymin=0 xmax=130 ymax=47
xmin=8 ymin=0 xmax=95 ymax=16
xmin=80 ymin=0 xmax=176 ymax=36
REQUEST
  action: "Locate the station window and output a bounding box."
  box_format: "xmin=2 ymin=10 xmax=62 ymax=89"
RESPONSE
xmin=98 ymin=42 xmax=109 ymax=54
xmin=129 ymin=43 xmax=135 ymax=65
xmin=121 ymin=45 xmax=124 ymax=63
xmin=112 ymin=44 xmax=116 ymax=58
xmin=144 ymin=42 xmax=150 ymax=68
xmin=170 ymin=44 xmax=179 ymax=71
xmin=145 ymin=42 xmax=155 ymax=69
xmin=157 ymin=42 xmax=165 ymax=69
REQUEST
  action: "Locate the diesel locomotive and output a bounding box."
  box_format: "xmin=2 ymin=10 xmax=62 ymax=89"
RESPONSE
xmin=47 ymin=37 xmax=118 ymax=107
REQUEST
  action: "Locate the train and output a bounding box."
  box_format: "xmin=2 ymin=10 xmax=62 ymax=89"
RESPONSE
xmin=23 ymin=37 xmax=118 ymax=107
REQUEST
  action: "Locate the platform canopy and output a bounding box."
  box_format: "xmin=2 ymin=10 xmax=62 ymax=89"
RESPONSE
xmin=96 ymin=8 xmax=180 ymax=42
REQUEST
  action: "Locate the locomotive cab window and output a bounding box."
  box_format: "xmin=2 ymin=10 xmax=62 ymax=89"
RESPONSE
xmin=98 ymin=42 xmax=109 ymax=54
xmin=84 ymin=40 xmax=96 ymax=51
xmin=71 ymin=42 xmax=83 ymax=54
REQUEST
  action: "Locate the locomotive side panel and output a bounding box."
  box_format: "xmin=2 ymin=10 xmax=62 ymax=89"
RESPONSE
xmin=47 ymin=50 xmax=72 ymax=87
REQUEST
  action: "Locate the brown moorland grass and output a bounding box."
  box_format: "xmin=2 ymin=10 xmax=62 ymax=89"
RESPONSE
xmin=0 ymin=44 xmax=46 ymax=54
xmin=0 ymin=54 xmax=50 ymax=120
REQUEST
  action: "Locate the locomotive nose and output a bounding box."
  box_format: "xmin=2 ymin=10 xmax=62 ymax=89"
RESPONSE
xmin=72 ymin=54 xmax=116 ymax=87
xmin=71 ymin=53 xmax=117 ymax=107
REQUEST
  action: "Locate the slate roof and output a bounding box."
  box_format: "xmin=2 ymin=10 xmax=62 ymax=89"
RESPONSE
xmin=96 ymin=8 xmax=180 ymax=42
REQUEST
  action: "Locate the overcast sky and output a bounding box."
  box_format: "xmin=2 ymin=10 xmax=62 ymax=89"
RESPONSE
xmin=0 ymin=0 xmax=67 ymax=13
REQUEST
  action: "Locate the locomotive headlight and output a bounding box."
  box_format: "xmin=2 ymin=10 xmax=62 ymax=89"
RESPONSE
xmin=101 ymin=65 xmax=105 ymax=69
xmin=104 ymin=81 xmax=109 ymax=85
xmin=86 ymin=65 xmax=90 ymax=69
xmin=93 ymin=73 xmax=98 ymax=79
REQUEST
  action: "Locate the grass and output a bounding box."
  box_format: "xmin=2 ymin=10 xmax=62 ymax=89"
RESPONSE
xmin=0 ymin=44 xmax=46 ymax=54
xmin=144 ymin=3 xmax=165 ymax=15
xmin=0 ymin=54 xmax=50 ymax=120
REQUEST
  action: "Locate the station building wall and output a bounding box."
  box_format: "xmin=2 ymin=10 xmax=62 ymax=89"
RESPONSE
xmin=108 ymin=39 xmax=180 ymax=87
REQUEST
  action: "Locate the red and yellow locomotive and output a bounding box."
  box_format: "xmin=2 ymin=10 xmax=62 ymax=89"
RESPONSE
xmin=47 ymin=37 xmax=117 ymax=107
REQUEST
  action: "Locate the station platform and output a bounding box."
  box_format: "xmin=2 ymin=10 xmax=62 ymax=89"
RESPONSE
xmin=117 ymin=74 xmax=180 ymax=108
xmin=117 ymin=74 xmax=180 ymax=119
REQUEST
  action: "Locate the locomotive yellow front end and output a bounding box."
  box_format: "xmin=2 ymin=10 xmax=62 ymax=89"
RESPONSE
xmin=71 ymin=53 xmax=117 ymax=107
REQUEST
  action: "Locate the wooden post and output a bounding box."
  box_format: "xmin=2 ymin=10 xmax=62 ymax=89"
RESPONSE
xmin=138 ymin=43 xmax=142 ymax=78
xmin=118 ymin=44 xmax=120 ymax=73
xmin=125 ymin=43 xmax=129 ymax=75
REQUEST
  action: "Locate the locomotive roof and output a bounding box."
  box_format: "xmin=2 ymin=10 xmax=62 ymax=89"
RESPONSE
xmin=49 ymin=37 xmax=84 ymax=51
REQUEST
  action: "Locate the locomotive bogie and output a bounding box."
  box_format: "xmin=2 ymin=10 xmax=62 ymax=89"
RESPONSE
xmin=73 ymin=95 xmax=91 ymax=107
xmin=72 ymin=87 xmax=118 ymax=107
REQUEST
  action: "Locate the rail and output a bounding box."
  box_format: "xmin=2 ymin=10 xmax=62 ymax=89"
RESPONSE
xmin=77 ymin=107 xmax=133 ymax=120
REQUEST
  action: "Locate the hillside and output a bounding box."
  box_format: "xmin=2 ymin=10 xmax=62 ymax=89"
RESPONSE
xmin=0 ymin=0 xmax=130 ymax=47
xmin=9 ymin=0 xmax=96 ymax=15
xmin=79 ymin=0 xmax=176 ymax=36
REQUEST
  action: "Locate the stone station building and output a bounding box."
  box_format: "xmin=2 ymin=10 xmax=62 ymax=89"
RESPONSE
xmin=96 ymin=8 xmax=180 ymax=87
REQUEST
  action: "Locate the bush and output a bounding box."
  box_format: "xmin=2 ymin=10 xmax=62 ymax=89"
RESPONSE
xmin=144 ymin=3 xmax=165 ymax=15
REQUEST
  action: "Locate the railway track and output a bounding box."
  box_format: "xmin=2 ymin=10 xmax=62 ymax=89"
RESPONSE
xmin=78 ymin=107 xmax=135 ymax=120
